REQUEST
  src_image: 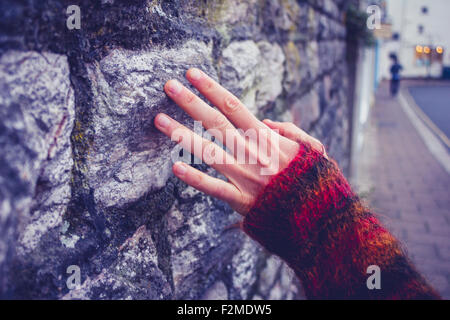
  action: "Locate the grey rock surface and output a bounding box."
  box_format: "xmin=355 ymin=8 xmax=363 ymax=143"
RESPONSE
xmin=85 ymin=40 xmax=217 ymax=208
xmin=0 ymin=51 xmax=74 ymax=294
xmin=0 ymin=0 xmax=355 ymax=299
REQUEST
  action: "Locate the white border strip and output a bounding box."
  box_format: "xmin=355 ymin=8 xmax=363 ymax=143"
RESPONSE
xmin=398 ymin=91 xmax=450 ymax=174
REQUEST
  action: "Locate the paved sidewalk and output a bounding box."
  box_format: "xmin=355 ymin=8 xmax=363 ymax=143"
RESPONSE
xmin=356 ymin=82 xmax=450 ymax=299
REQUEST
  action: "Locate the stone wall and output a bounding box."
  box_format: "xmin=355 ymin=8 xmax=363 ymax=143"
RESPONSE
xmin=0 ymin=0 xmax=354 ymax=299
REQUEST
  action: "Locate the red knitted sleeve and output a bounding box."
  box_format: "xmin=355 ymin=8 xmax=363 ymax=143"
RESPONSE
xmin=243 ymin=144 xmax=440 ymax=299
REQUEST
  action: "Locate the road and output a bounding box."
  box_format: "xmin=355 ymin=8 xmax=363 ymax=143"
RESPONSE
xmin=408 ymin=83 xmax=450 ymax=139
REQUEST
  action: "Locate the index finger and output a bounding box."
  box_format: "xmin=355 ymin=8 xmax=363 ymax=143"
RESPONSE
xmin=185 ymin=68 xmax=265 ymax=132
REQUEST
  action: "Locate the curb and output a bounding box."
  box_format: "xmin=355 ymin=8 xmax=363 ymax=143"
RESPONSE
xmin=398 ymin=90 xmax=450 ymax=174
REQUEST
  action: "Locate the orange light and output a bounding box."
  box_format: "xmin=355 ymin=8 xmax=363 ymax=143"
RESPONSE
xmin=416 ymin=45 xmax=423 ymax=53
xmin=436 ymin=46 xmax=444 ymax=54
xmin=424 ymin=46 xmax=431 ymax=54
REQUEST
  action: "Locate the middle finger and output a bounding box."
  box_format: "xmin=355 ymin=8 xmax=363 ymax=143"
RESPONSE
xmin=164 ymin=79 xmax=245 ymax=152
xmin=185 ymin=68 xmax=265 ymax=132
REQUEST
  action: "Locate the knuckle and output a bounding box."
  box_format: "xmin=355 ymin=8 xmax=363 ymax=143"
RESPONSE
xmin=244 ymin=169 xmax=267 ymax=188
xmin=184 ymin=91 xmax=196 ymax=105
xmin=204 ymin=79 xmax=215 ymax=92
xmin=211 ymin=113 xmax=228 ymax=130
xmin=191 ymin=171 xmax=203 ymax=187
xmin=237 ymin=192 xmax=253 ymax=214
xmin=223 ymin=96 xmax=240 ymax=115
xmin=171 ymin=127 xmax=184 ymax=143
xmin=214 ymin=185 xmax=226 ymax=200
xmin=202 ymin=140 xmax=217 ymax=163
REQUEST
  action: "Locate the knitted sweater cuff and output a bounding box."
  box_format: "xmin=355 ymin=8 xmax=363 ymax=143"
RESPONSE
xmin=242 ymin=143 xmax=354 ymax=265
xmin=242 ymin=143 xmax=440 ymax=299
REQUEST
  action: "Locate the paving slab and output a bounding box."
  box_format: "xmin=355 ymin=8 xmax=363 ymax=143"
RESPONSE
xmin=355 ymin=81 xmax=450 ymax=299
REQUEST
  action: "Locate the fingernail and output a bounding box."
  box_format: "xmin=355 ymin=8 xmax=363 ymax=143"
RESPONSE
xmin=156 ymin=115 xmax=170 ymax=128
xmin=189 ymin=68 xmax=202 ymax=81
xmin=174 ymin=162 xmax=187 ymax=176
xmin=167 ymin=80 xmax=182 ymax=95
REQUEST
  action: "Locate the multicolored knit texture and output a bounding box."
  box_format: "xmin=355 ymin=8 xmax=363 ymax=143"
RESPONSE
xmin=243 ymin=143 xmax=440 ymax=299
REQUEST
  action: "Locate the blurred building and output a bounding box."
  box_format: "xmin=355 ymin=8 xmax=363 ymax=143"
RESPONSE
xmin=380 ymin=0 xmax=450 ymax=79
xmin=349 ymin=0 xmax=383 ymax=180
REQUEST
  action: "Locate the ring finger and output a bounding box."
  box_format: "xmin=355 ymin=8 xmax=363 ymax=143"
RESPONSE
xmin=155 ymin=113 xmax=237 ymax=176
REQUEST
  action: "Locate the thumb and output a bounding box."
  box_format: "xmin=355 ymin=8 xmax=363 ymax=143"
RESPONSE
xmin=263 ymin=119 xmax=328 ymax=159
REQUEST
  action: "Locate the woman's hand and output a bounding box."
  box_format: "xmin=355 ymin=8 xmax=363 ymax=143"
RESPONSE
xmin=154 ymin=68 xmax=326 ymax=215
